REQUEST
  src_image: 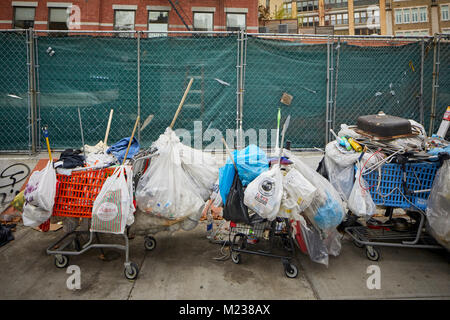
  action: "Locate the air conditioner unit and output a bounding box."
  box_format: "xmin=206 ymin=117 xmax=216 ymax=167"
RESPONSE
xmin=278 ymin=24 xmax=288 ymax=33
xmin=259 ymin=26 xmax=269 ymax=33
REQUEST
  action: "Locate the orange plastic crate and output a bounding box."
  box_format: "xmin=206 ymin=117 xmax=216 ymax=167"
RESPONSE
xmin=52 ymin=167 xmax=116 ymax=218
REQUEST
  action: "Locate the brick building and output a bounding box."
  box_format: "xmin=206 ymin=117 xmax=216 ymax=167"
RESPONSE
xmin=0 ymin=0 xmax=259 ymax=33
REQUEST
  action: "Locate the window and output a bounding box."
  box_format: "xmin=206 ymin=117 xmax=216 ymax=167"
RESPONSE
xmin=336 ymin=14 xmax=342 ymax=25
xmin=360 ymin=11 xmax=367 ymax=23
xmin=227 ymin=13 xmax=246 ymax=31
xmin=419 ymin=7 xmax=427 ymax=22
xmin=314 ymin=16 xmax=319 ymax=26
xmin=284 ymin=2 xmax=292 ymax=16
xmin=114 ymin=10 xmax=135 ymax=37
xmin=395 ymin=9 xmax=402 ymax=24
xmin=441 ymin=5 xmax=449 ymax=21
xmin=148 ymin=11 xmax=168 ymax=37
xmin=331 ymin=14 xmax=336 ymax=25
xmin=193 ymin=12 xmax=213 ymax=31
xmin=355 ymin=12 xmax=360 ymax=24
xmin=411 ymin=8 xmax=419 ymax=22
xmin=49 ymin=8 xmax=69 ymax=31
xmin=343 ymin=13 xmax=348 ymax=24
xmin=13 ymin=7 xmax=35 ymax=29
xmin=403 ymin=8 xmax=410 ymax=23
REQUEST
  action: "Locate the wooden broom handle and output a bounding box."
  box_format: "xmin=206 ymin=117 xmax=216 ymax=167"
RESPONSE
xmin=104 ymin=109 xmax=114 ymax=145
xmin=122 ymin=116 xmax=140 ymax=165
xmin=170 ymin=78 xmax=194 ymax=129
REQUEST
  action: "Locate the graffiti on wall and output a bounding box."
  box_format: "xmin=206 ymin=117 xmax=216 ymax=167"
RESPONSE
xmin=0 ymin=163 xmax=30 ymax=208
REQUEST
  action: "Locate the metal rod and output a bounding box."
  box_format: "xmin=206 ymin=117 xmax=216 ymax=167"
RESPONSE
xmin=235 ymin=31 xmax=241 ymax=149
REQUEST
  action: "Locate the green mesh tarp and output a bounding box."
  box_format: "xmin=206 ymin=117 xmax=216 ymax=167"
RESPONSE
xmin=0 ymin=32 xmax=29 ymax=151
xmin=36 ymin=35 xmax=237 ymax=150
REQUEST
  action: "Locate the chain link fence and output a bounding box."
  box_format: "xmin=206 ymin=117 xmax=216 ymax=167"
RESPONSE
xmin=0 ymin=30 xmax=30 ymax=152
xmin=0 ymin=30 xmax=449 ymax=152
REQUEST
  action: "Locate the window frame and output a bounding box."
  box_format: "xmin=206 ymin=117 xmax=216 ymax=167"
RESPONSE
xmin=114 ymin=9 xmax=136 ymax=37
xmin=226 ymin=12 xmax=246 ymax=31
xmin=13 ymin=6 xmax=35 ymax=29
xmin=441 ymin=4 xmax=449 ymax=21
xmin=193 ymin=11 xmax=214 ymax=32
xmin=48 ymin=7 xmax=69 ymax=33
xmin=147 ymin=10 xmax=169 ymax=36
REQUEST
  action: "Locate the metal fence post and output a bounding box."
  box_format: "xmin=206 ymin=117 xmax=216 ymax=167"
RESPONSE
xmin=27 ymin=28 xmax=37 ymax=154
xmin=429 ymin=34 xmax=441 ymax=136
xmin=333 ymin=38 xmax=340 ymax=133
xmin=137 ymin=31 xmax=141 ymax=142
xmin=419 ymin=39 xmax=424 ymax=126
xmin=34 ymin=29 xmax=41 ymax=152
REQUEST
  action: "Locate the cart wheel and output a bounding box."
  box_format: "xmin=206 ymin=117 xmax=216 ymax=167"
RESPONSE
xmin=54 ymin=255 xmax=69 ymax=268
xmin=124 ymin=262 xmax=139 ymax=280
xmin=144 ymin=236 xmax=157 ymax=251
xmin=365 ymin=246 xmax=380 ymax=261
xmin=284 ymin=264 xmax=298 ymax=278
xmin=231 ymin=251 xmax=241 ymax=264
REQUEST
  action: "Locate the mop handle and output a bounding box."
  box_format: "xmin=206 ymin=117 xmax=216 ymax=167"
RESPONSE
xmin=43 ymin=127 xmax=52 ymax=161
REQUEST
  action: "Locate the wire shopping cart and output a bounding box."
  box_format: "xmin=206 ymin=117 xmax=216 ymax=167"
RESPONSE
xmin=345 ymin=157 xmax=445 ymax=261
xmin=229 ymin=217 xmax=298 ymax=278
xmin=46 ymin=166 xmax=139 ymax=280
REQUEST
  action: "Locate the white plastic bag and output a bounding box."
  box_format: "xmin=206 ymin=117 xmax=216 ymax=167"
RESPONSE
xmin=135 ymin=128 xmax=204 ymax=220
xmin=279 ymin=168 xmax=317 ymax=220
xmin=426 ymin=159 xmax=450 ymax=250
xmin=347 ymin=163 xmax=376 ymax=217
xmin=91 ymin=166 xmax=133 ymax=234
xmin=180 ymin=144 xmax=219 ymax=201
xmin=244 ymin=164 xmax=283 ymax=221
xmin=22 ymin=161 xmax=57 ymax=227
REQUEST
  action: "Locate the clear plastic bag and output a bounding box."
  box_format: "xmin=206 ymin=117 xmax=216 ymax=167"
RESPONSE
xmin=135 ymin=128 xmax=205 ymax=220
xmin=347 ymin=163 xmax=376 ymax=217
xmin=279 ymin=168 xmax=317 ymax=220
xmin=284 ymin=149 xmax=345 ymax=231
xmin=426 ymin=159 xmax=450 ymax=250
xmin=180 ymin=144 xmax=219 ymax=201
xmin=298 ymin=216 xmax=329 ymax=266
xmin=243 ymin=164 xmax=283 ymax=221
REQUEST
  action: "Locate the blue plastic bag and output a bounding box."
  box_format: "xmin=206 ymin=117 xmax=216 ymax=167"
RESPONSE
xmin=313 ymin=191 xmax=345 ymax=230
xmin=219 ymin=145 xmax=268 ymax=205
xmin=107 ymin=137 xmax=140 ymax=163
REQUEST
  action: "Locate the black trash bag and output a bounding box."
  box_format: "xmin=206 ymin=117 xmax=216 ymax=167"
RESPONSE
xmin=316 ymin=156 xmax=329 ymax=179
xmin=223 ymin=171 xmax=250 ymax=224
xmin=0 ymin=224 xmax=15 ymax=247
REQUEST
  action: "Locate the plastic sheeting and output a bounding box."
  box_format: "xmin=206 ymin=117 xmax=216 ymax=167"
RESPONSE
xmin=426 ymin=159 xmax=450 ymax=250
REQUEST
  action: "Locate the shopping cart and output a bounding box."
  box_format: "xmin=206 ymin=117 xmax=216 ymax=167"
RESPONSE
xmin=229 ymin=217 xmax=299 ymax=278
xmin=345 ymin=157 xmax=444 ymax=261
xmin=46 ymin=166 xmax=140 ymax=280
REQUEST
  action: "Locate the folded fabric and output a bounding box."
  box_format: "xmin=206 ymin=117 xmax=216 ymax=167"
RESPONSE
xmin=55 ymin=149 xmax=85 ymax=169
xmin=107 ymin=137 xmax=140 ymax=163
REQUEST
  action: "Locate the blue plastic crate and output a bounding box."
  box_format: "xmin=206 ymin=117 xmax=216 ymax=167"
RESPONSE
xmin=361 ymin=160 xmax=440 ymax=211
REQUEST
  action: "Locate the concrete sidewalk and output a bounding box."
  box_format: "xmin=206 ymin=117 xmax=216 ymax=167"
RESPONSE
xmin=1 ymin=221 xmax=449 ymax=300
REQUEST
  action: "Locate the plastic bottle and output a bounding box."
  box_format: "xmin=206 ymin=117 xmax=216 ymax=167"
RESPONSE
xmin=206 ymin=209 xmax=213 ymax=239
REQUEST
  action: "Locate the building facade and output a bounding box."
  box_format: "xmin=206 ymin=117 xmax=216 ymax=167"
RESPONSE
xmin=0 ymin=0 xmax=259 ymax=34
xmin=388 ymin=0 xmax=450 ymax=36
xmin=259 ymin=0 xmax=449 ymax=35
